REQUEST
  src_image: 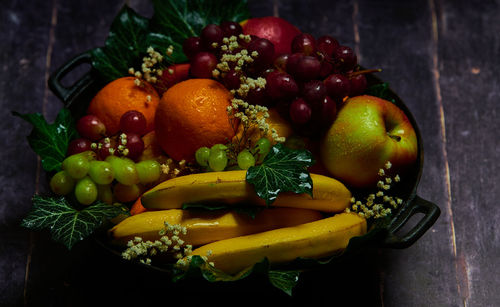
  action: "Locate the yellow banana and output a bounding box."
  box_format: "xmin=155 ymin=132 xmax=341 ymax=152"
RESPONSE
xmin=189 ymin=212 xmax=366 ymax=274
xmin=141 ymin=170 xmax=351 ymax=213
xmin=109 ymin=207 xmax=323 ymax=246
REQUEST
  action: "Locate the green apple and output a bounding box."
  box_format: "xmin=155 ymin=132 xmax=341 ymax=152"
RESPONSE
xmin=320 ymin=95 xmax=418 ymax=188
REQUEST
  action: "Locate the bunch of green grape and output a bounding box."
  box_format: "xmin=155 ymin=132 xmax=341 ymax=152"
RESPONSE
xmin=195 ymin=137 xmax=271 ymax=171
xmin=50 ymin=151 xmax=161 ymax=205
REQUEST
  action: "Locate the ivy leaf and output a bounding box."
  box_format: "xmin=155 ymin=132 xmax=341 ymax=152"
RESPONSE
xmin=13 ymin=108 xmax=77 ymax=172
xmin=150 ymin=0 xmax=250 ymax=43
xmin=90 ymin=6 xmax=150 ymax=82
xmin=268 ymin=270 xmax=301 ymax=296
xmin=172 ymin=256 xmax=300 ymax=295
xmin=21 ymin=195 xmax=127 ymax=249
xmin=365 ymin=82 xmax=396 ymax=103
xmin=246 ymin=143 xmax=315 ymax=205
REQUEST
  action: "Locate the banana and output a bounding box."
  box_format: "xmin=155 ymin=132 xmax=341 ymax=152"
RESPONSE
xmin=189 ymin=212 xmax=366 ymax=274
xmin=141 ymin=170 xmax=351 ymax=213
xmin=109 ymin=207 xmax=324 ymax=246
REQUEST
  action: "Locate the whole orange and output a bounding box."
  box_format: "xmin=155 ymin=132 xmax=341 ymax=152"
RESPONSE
xmin=155 ymin=79 xmax=236 ymax=162
xmin=87 ymin=77 xmax=160 ymax=135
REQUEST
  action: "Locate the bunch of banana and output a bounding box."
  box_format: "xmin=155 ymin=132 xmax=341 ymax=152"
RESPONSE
xmin=110 ymin=170 xmax=367 ymax=274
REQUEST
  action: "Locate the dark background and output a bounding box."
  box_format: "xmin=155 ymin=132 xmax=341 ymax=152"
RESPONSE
xmin=1 ymin=0 xmax=499 ymax=306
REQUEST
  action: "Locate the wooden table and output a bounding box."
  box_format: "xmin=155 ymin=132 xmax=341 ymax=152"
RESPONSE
xmin=1 ymin=0 xmax=498 ymax=306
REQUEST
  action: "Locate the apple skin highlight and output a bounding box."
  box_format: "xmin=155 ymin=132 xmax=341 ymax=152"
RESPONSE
xmin=320 ymin=95 xmax=418 ymax=188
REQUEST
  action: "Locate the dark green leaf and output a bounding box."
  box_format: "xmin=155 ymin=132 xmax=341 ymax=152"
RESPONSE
xmin=21 ymin=196 xmax=126 ymax=249
xmin=246 ymin=143 xmax=315 ymax=205
xmin=144 ymin=33 xmax=187 ymax=63
xmin=150 ymin=0 xmax=250 ymax=43
xmin=268 ymin=270 xmax=301 ymax=296
xmin=13 ymin=108 xmax=77 ymax=172
xmin=90 ymin=6 xmax=150 ymax=81
xmin=365 ymin=83 xmax=396 ymax=103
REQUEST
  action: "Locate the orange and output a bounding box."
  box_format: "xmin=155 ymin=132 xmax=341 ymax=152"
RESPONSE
xmin=87 ymin=77 xmax=160 ymax=135
xmin=155 ymin=79 xmax=236 ymax=162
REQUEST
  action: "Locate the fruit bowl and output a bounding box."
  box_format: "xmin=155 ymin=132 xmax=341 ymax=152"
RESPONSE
xmin=48 ymin=50 xmax=440 ymax=274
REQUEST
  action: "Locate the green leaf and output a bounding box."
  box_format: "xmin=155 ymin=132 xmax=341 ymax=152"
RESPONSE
xmin=90 ymin=6 xmax=150 ymax=82
xmin=172 ymin=256 xmax=299 ymax=295
xmin=181 ymin=203 xmax=263 ymax=219
xmin=21 ymin=195 xmax=126 ymax=249
xmin=268 ymin=270 xmax=301 ymax=296
xmin=246 ymin=143 xmax=315 ymax=205
xmin=150 ymin=0 xmax=250 ymax=43
xmin=365 ymin=82 xmax=396 ymax=103
xmin=13 ymin=108 xmax=77 ymax=172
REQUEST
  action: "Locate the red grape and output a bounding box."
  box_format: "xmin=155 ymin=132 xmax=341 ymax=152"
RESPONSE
xmin=349 ymin=74 xmax=368 ymax=96
xmin=97 ymin=138 xmax=117 ymax=160
xmin=120 ymin=110 xmax=147 ymax=136
xmin=246 ymin=87 xmax=268 ymax=106
xmin=324 ymin=74 xmax=351 ymax=100
xmin=334 ymin=46 xmax=357 ymax=71
xmin=291 ymin=33 xmax=316 ymax=56
xmin=201 ymin=24 xmax=224 ymax=50
xmin=319 ymin=96 xmax=337 ymax=127
xmin=265 ymin=71 xmax=299 ymax=100
xmin=223 ymin=69 xmax=241 ymax=89
xmin=273 ymin=53 xmax=289 ymax=72
xmin=289 ymin=98 xmax=312 ymax=124
xmin=248 ymin=38 xmax=275 ymax=69
xmin=119 ymin=133 xmax=144 ymax=160
xmin=190 ymin=52 xmax=218 ymax=78
xmin=287 ymin=55 xmax=321 ymax=81
xmin=317 ymin=36 xmax=339 ymax=57
xmin=301 ymin=80 xmax=327 ymax=105
xmin=183 ymin=37 xmax=203 ymax=60
xmin=220 ymin=21 xmax=242 ymax=37
xmin=319 ymin=60 xmax=334 ymax=78
xmin=77 ymin=115 xmax=106 ymax=141
xmin=67 ymin=138 xmax=92 ymax=156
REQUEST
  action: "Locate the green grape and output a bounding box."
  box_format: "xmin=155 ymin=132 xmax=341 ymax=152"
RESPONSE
xmin=77 ymin=150 xmax=97 ymax=161
xmin=237 ymin=150 xmax=256 ymax=170
xmin=88 ymin=160 xmax=114 ymax=185
xmin=195 ymin=147 xmax=211 ymax=167
xmin=210 ymin=143 xmax=228 ymax=152
xmin=113 ymin=183 xmax=141 ymax=203
xmin=135 ymin=160 xmax=161 ymax=184
xmin=62 ymin=154 xmax=90 ymax=179
xmin=49 ymin=170 xmax=75 ymax=195
xmin=254 ymin=137 xmax=271 ymax=163
xmin=74 ymin=176 xmax=98 ymax=205
xmin=208 ymin=148 xmax=228 ymax=171
xmin=106 ymin=156 xmax=139 ymax=186
xmin=97 ymin=184 xmax=113 ymax=205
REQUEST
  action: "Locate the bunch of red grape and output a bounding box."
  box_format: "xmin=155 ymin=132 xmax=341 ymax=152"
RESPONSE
xmin=182 ymin=23 xmax=368 ymax=139
xmin=268 ymin=33 xmax=367 ymax=137
xmin=51 ymin=110 xmax=162 ymax=205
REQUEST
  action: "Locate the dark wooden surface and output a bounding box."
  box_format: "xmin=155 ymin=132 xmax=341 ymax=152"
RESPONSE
xmin=1 ymin=0 xmax=499 ymax=306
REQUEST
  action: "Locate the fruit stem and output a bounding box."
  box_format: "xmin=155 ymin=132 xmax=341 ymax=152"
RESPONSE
xmin=348 ymin=68 xmax=382 ymax=77
xmin=387 ymin=133 xmax=402 ymax=142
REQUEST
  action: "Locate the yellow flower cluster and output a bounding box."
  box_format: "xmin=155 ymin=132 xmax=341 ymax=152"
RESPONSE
xmin=128 ymin=46 xmax=173 ymax=86
xmin=121 ymin=222 xmax=192 ymax=265
xmin=345 ymin=161 xmax=404 ymax=219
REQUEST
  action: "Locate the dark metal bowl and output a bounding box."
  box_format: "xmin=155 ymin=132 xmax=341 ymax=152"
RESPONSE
xmin=48 ymin=51 xmax=440 ymax=276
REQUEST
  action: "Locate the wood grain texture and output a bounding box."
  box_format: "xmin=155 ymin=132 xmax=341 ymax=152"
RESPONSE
xmin=436 ymin=0 xmax=500 ymax=305
xmin=0 ymin=1 xmax=54 ymax=306
xmin=1 ymin=0 xmax=499 ymax=306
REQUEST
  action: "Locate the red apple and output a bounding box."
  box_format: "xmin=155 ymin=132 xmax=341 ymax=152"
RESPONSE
xmin=241 ymin=16 xmax=301 ymax=57
xmin=320 ymin=95 xmax=418 ymax=188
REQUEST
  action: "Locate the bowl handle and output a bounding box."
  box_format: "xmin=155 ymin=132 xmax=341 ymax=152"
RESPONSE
xmin=381 ymin=195 xmax=440 ymax=249
xmin=48 ymin=51 xmax=96 ymax=106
